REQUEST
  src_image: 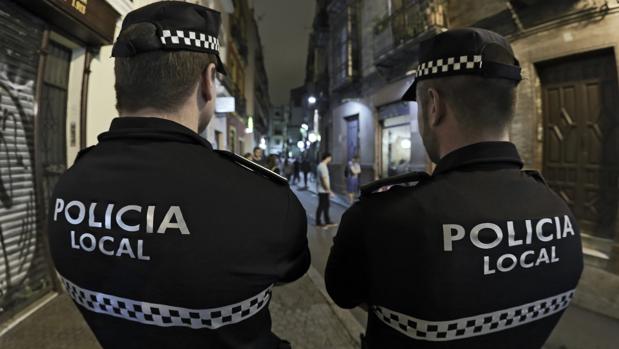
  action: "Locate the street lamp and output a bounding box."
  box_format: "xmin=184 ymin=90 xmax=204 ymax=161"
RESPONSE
xmin=297 ymin=141 xmax=305 ymax=150
xmin=308 ymin=132 xmax=317 ymax=143
xmin=308 ymin=96 xmax=317 ymax=105
xmin=301 ymin=123 xmax=309 ymax=131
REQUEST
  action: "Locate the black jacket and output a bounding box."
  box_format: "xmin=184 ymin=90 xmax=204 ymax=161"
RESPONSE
xmin=325 ymin=142 xmax=583 ymax=349
xmin=48 ymin=117 xmax=310 ymax=349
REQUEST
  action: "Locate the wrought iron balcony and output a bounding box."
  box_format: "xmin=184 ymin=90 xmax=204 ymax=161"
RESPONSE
xmin=373 ymin=0 xmax=448 ymax=72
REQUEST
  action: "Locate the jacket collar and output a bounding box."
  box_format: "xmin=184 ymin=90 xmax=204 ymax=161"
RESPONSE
xmin=433 ymin=141 xmax=523 ymax=176
xmin=98 ymin=117 xmax=213 ymax=150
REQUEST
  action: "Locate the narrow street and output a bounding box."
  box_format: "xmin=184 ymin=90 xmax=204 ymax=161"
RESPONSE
xmin=290 ymin=182 xmax=368 ymax=328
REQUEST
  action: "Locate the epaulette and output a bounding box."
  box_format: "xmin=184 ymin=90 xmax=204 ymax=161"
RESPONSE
xmin=360 ymin=171 xmax=430 ymax=198
xmin=74 ymin=145 xmax=95 ymax=163
xmin=523 ymin=169 xmax=547 ymax=185
xmin=215 ymin=150 xmax=288 ymax=185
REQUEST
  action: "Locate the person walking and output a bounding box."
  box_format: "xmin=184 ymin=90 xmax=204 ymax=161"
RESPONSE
xmin=47 ymin=3 xmax=308 ymax=348
xmin=325 ymin=28 xmax=583 ymax=349
xmin=301 ymin=157 xmax=311 ymax=189
xmin=345 ymin=156 xmax=362 ymax=204
xmin=292 ymin=158 xmax=301 ymax=185
xmin=316 ymin=153 xmax=335 ymax=228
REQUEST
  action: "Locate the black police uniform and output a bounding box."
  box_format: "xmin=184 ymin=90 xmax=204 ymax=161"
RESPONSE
xmin=48 ymin=3 xmax=309 ymax=349
xmin=325 ymin=28 xmax=584 ymax=349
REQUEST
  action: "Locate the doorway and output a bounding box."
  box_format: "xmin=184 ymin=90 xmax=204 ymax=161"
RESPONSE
xmin=539 ymin=49 xmax=619 ymax=241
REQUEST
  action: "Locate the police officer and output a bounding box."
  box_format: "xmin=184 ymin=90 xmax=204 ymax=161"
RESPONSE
xmin=325 ymin=28 xmax=583 ymax=349
xmin=48 ymin=2 xmax=309 ymax=348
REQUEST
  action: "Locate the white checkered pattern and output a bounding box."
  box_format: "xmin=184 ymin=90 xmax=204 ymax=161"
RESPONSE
xmin=374 ymin=289 xmax=575 ymax=342
xmin=61 ymin=275 xmax=271 ymax=329
xmin=416 ymin=55 xmax=483 ymax=78
xmin=160 ymin=29 xmax=220 ymax=53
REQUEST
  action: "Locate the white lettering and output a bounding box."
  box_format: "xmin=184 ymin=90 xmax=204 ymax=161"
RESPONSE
xmin=89 ymin=203 xmax=102 ymax=228
xmin=536 ymin=218 xmax=553 ymax=242
xmin=563 ymin=216 xmax=575 ymax=237
xmin=535 ymin=247 xmax=550 ymax=266
xmin=551 ymin=245 xmax=560 ymax=262
xmin=525 ymin=220 xmax=533 ymax=244
xmin=554 ymin=216 xmax=562 ymax=239
xmin=98 ymin=236 xmax=115 ymax=256
xmin=79 ymin=233 xmax=96 ymax=252
xmin=104 ymin=204 xmax=114 ymax=229
xmin=484 ymin=256 xmax=496 ymax=275
xmin=470 ymin=223 xmax=503 ymax=249
xmin=507 ymin=221 xmax=523 ymax=246
xmin=146 ymin=206 xmax=155 ymax=233
xmin=116 ymin=238 xmax=136 ymax=258
xmin=442 ymin=224 xmax=465 ymax=251
xmin=157 ymin=206 xmax=190 ymax=235
xmin=116 ymin=205 xmax=142 ymax=232
xmin=137 ymin=240 xmax=150 ymax=261
xmin=520 ymin=250 xmax=535 ymax=268
xmin=54 ymin=198 xmax=65 ymax=222
xmin=497 ymin=254 xmax=518 ymax=272
xmin=70 ymin=230 xmax=80 ymax=249
xmin=65 ymin=201 xmax=86 ymax=225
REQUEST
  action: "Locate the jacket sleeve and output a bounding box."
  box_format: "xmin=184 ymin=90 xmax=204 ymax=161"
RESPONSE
xmin=276 ymin=189 xmax=311 ymax=284
xmin=325 ymin=203 xmax=368 ymax=309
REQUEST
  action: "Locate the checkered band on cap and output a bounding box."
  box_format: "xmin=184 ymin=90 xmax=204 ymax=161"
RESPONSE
xmin=374 ymin=289 xmax=575 ymax=342
xmin=160 ymin=29 xmax=221 ymax=53
xmin=61 ymin=275 xmax=271 ymax=330
xmin=416 ymin=55 xmax=483 ymax=79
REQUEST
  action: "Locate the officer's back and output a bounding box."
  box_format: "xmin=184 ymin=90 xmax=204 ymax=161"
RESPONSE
xmin=47 ymin=3 xmax=309 ymax=348
xmin=325 ymin=28 xmax=583 ymax=349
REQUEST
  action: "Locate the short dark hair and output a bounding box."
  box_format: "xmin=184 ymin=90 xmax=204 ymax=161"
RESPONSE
xmin=321 ymin=152 xmax=332 ymax=161
xmin=114 ymin=23 xmax=217 ymax=113
xmin=417 ymin=76 xmax=517 ymax=132
xmin=416 ymin=46 xmax=519 ymax=133
xmin=253 ymin=147 xmax=262 ymax=153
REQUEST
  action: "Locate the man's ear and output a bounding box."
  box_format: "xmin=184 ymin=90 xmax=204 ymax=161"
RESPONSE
xmin=427 ymin=87 xmax=446 ymax=127
xmin=200 ymin=63 xmax=217 ymax=102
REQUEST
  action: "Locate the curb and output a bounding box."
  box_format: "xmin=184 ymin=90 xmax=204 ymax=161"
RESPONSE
xmin=306 ymin=266 xmax=364 ymax=347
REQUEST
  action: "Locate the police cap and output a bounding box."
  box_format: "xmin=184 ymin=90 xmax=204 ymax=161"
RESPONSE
xmin=402 ymin=27 xmax=521 ymax=101
xmin=111 ymin=1 xmax=226 ymax=75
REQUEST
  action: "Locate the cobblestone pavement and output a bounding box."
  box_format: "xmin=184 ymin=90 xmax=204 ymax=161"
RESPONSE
xmin=0 ymin=273 xmax=358 ymax=349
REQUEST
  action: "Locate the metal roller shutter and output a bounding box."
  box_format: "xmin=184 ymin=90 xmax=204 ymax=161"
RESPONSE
xmin=0 ymin=0 xmax=52 ymax=323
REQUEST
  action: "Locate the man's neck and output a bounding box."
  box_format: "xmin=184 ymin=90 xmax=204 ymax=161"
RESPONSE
xmin=439 ymin=132 xmax=509 ymax=159
xmin=120 ymin=108 xmax=198 ymax=133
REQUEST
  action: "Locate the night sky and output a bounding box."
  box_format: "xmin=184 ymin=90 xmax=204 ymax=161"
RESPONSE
xmin=253 ymin=0 xmax=315 ymax=106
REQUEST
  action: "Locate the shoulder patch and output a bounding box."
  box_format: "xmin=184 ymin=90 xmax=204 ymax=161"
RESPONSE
xmin=361 ymin=171 xmax=430 ymax=198
xmin=523 ymin=169 xmax=547 ymax=185
xmin=74 ymin=145 xmax=95 ymax=163
xmin=215 ymin=150 xmax=288 ymax=185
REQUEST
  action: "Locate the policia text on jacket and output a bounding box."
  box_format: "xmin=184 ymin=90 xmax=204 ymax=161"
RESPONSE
xmin=52 ymin=199 xmax=192 ymax=261
xmin=442 ymin=216 xmax=576 ymax=275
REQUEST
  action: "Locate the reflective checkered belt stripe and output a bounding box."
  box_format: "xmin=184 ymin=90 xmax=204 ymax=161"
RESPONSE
xmin=373 ymin=289 xmax=575 ymax=342
xmin=61 ymin=275 xmax=272 ymax=330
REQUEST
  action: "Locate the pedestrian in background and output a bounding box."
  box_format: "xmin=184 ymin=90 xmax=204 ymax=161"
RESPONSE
xmin=243 ymin=152 xmax=252 ymax=160
xmin=316 ymin=153 xmax=335 ymax=228
xmin=252 ymin=146 xmax=265 ymax=166
xmin=266 ymin=154 xmax=281 ymax=174
xmin=292 ymin=158 xmax=301 ymax=185
xmin=283 ymin=158 xmax=294 ymax=181
xmin=345 ymin=156 xmax=362 ymax=204
xmin=301 ymin=157 xmax=311 ymax=188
